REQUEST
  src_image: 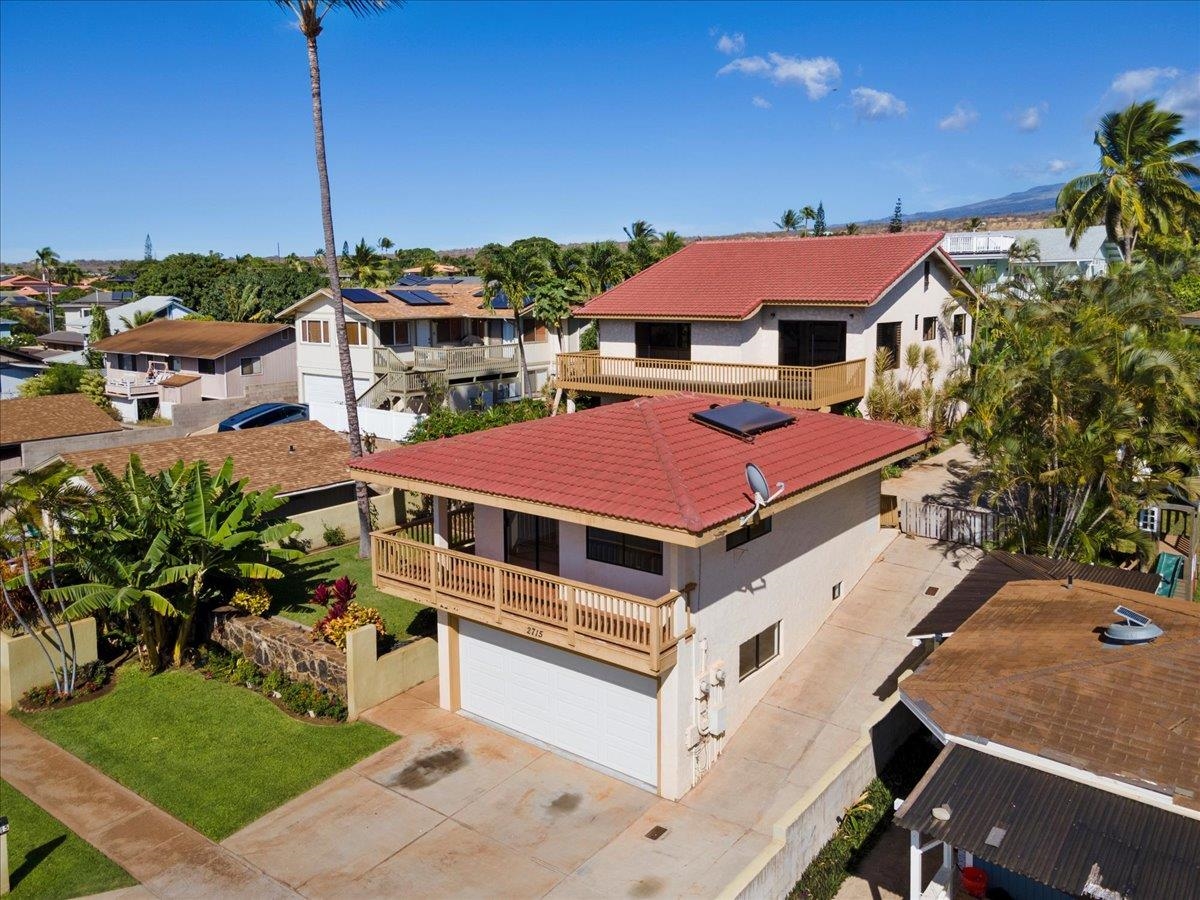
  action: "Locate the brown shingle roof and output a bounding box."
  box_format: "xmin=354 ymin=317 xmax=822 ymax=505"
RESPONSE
xmin=902 ymin=579 xmax=1200 ymax=808
xmin=58 ymin=421 xmax=353 ymax=495
xmin=282 ymin=284 xmax=517 ymax=323
xmin=94 ymin=319 xmax=290 ymax=359
xmin=0 ymin=395 xmax=123 ymax=445
xmin=907 ymin=550 xmax=1161 ymax=638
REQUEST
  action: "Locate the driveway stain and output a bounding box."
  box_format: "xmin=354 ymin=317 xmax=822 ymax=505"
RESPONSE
xmin=547 ymin=792 xmax=581 ymax=814
xmin=390 ymin=747 xmax=467 ymax=789
xmin=629 ymin=876 xmax=663 ymax=897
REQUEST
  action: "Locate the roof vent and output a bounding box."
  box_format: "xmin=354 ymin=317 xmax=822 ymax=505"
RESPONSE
xmin=1103 ymin=605 xmax=1163 ymax=645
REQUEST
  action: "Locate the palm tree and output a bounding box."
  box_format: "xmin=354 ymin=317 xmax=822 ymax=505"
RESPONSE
xmin=800 ymin=205 xmax=817 ymax=236
xmin=843 ymin=223 xmax=860 ymax=235
xmin=966 ymin=216 xmax=986 ymax=231
xmin=774 ymin=210 xmax=801 ymax=233
xmin=35 ymin=246 xmax=60 ymax=329
xmin=54 ymin=262 xmax=84 ymax=285
xmin=275 ymin=0 xmax=402 ymax=558
xmin=119 ymin=309 xmax=158 ymax=330
xmin=379 ymin=236 xmax=394 ymax=253
xmin=0 ymin=465 xmax=93 ymax=695
xmin=479 ymin=243 xmax=550 ymax=395
xmin=623 ymin=220 xmax=658 ymax=242
xmin=1058 ymin=101 xmax=1200 ymax=263
xmin=345 ymin=239 xmax=389 ymax=286
xmin=1007 ymin=237 xmax=1042 ymax=265
xmin=224 ymin=283 xmax=269 ymax=322
xmin=580 ymin=241 xmax=629 ymax=296
xmin=657 ymin=231 xmax=685 ymax=257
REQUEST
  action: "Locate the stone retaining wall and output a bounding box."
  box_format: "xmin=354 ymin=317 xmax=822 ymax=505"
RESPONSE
xmin=211 ymin=610 xmax=346 ymax=698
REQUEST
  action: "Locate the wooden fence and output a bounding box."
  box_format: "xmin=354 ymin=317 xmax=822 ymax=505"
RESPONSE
xmin=897 ymin=499 xmax=1004 ymax=548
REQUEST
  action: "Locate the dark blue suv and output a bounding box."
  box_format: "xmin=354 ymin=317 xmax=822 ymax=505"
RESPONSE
xmin=217 ymin=402 xmax=309 ymax=432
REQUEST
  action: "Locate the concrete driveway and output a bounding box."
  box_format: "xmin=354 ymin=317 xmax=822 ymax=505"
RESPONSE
xmin=223 ymin=535 xmax=980 ymax=898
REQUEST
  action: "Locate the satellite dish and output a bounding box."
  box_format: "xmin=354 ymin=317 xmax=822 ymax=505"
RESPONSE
xmin=741 ymin=463 xmax=785 ymax=526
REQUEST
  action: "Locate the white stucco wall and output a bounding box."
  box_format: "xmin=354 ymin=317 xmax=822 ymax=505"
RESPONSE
xmin=595 ymin=256 xmax=970 ymax=402
xmin=468 ymin=470 xmax=885 ymax=796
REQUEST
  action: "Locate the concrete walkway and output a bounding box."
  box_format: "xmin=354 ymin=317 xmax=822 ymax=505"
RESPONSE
xmin=0 ymin=717 xmax=296 ymax=899
xmin=223 ymin=534 xmax=981 ymax=898
xmin=884 ymin=443 xmax=981 ymax=508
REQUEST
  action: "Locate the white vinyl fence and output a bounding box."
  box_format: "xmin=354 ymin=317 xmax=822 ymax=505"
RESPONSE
xmin=308 ymin=401 xmax=422 ymax=443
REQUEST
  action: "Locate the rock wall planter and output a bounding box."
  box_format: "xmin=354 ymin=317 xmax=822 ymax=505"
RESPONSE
xmin=211 ymin=609 xmax=347 ymax=699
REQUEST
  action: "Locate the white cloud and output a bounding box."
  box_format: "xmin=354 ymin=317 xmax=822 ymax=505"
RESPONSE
xmin=851 ymin=87 xmax=908 ymax=120
xmin=1015 ymin=102 xmax=1048 ymax=132
xmin=938 ymin=103 xmax=978 ymax=131
xmin=1161 ymin=71 xmax=1200 ymax=122
xmin=715 ymin=32 xmax=745 ymax=55
xmin=751 ymin=96 xmax=772 ymax=109
xmin=718 ymin=53 xmax=841 ymax=100
xmin=1112 ymin=66 xmax=1180 ymax=96
xmin=1046 ymin=158 xmax=1073 ymax=175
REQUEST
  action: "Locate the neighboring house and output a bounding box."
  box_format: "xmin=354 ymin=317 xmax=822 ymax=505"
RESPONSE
xmin=906 ymin=548 xmax=1162 ymax=642
xmin=94 ymin=319 xmax=296 ymax=423
xmin=561 ymin=232 xmax=974 ymax=412
xmin=898 ymin=579 xmax=1199 ymax=900
xmin=0 ymin=318 xmax=15 ymax=340
xmin=0 ymin=274 xmax=72 ymax=297
xmin=0 ymin=293 xmax=50 ymax=312
xmin=102 ymin=295 xmax=193 ymax=334
xmin=349 ymin=393 xmax=929 ymax=797
xmin=278 ymin=278 xmax=563 ymax=414
xmin=48 ymin=420 xmax=396 ymax=546
xmin=1182 ymin=309 xmax=1200 ymax=328
xmin=403 ymin=263 xmax=461 ymax=275
xmin=59 ymin=290 xmax=137 ymax=334
xmin=0 ymin=394 xmax=122 ymax=471
xmin=0 ymin=346 xmax=50 ymax=399
xmin=36 ymin=330 xmax=86 ymax=353
xmin=941 ymin=224 xmax=1120 ymax=282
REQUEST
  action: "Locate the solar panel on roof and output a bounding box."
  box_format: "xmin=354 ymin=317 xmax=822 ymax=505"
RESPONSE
xmin=395 ymin=274 xmax=431 ymax=286
xmin=386 ymin=290 xmax=450 ymax=306
xmin=691 ymin=401 xmax=794 ymax=440
xmin=341 ymin=288 xmax=385 ymax=303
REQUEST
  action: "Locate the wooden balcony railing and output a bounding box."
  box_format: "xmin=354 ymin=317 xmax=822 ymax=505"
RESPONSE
xmin=413 ymin=343 xmax=520 ymax=379
xmin=371 ymin=530 xmax=689 ymax=675
xmin=105 ymin=373 xmax=161 ymax=398
xmin=554 ymin=353 xmax=866 ymax=409
xmin=394 ymin=506 xmax=475 ymax=550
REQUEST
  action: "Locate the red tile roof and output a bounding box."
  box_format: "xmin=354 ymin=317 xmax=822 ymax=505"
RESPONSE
xmin=581 ymin=232 xmax=950 ymax=320
xmin=350 ymin=394 xmax=928 ymax=535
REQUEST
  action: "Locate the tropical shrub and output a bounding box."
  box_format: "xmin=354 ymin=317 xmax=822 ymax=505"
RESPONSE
xmin=229 ymin=583 xmax=271 ymax=616
xmin=20 ymin=662 xmax=111 ymax=710
xmin=314 ymin=602 xmax=385 ymax=650
xmin=321 ymin=524 xmax=347 ymax=547
xmin=198 ymin=647 xmax=346 ymax=720
xmin=406 ymin=398 xmax=547 ymax=444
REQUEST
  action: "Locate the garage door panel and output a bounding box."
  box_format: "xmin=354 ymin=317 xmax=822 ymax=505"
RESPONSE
xmin=459 ymin=620 xmax=657 ymax=786
xmin=303 ymin=373 xmax=368 ymax=405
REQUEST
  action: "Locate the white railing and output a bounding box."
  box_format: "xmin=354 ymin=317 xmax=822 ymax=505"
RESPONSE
xmin=941 ymin=233 xmax=1015 ymax=255
xmin=104 ymin=374 xmax=160 ymax=398
xmin=412 ymin=342 xmax=520 ymax=378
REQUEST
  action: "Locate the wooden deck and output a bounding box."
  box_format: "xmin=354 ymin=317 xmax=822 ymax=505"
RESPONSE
xmin=372 ymin=529 xmax=689 ymax=675
xmin=554 ymin=352 xmax=866 ymax=409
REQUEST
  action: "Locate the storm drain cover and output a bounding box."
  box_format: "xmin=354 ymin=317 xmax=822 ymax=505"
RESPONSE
xmin=645 ymin=826 xmax=668 ymax=840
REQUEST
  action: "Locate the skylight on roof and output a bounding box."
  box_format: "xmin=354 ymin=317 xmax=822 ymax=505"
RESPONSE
xmin=691 ymin=401 xmax=795 ymax=441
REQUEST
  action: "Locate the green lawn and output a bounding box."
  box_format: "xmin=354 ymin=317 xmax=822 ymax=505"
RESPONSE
xmin=14 ymin=665 xmax=396 ymax=841
xmin=269 ymin=542 xmax=432 ymax=639
xmin=0 ymin=778 xmax=136 ymax=899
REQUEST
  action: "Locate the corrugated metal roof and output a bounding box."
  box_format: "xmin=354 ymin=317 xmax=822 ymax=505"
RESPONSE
xmin=896 ymin=745 xmax=1200 ymax=899
xmin=907 ymin=551 xmax=1161 ymax=638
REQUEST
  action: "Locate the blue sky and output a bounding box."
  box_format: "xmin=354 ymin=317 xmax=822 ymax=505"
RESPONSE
xmin=2 ymin=0 xmax=1198 ymax=261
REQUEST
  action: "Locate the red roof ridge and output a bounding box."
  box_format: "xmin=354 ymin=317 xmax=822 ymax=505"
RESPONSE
xmin=634 ymin=396 xmax=706 ymax=533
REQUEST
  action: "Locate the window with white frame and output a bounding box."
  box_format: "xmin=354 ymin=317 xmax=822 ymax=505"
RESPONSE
xmin=240 ymin=356 xmax=262 ymax=376
xmin=301 ymin=319 xmax=329 ymax=344
xmin=378 ymin=321 xmax=410 ymax=346
xmin=345 ymin=321 xmax=369 ymax=346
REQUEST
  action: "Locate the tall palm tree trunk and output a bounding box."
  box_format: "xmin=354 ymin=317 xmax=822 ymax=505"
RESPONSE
xmin=512 ymin=308 xmax=530 ymax=396
xmin=305 ymin=32 xmax=372 ymax=558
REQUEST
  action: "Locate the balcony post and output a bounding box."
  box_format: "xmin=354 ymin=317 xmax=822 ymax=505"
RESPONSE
xmin=649 ymin=605 xmax=661 ymax=672
xmin=492 ymin=567 xmax=504 ymax=623
xmin=431 ymin=496 xmax=450 ymax=549
xmin=566 ymin=586 xmax=577 ymax=647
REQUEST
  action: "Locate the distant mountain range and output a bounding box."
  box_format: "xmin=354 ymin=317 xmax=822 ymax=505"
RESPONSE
xmin=899 ymin=157 xmax=1200 ymax=223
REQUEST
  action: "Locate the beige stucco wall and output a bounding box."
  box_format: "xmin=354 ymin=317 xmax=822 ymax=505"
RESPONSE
xmin=346 ymin=626 xmax=438 ymax=720
xmin=289 ymin=488 xmax=403 ymax=550
xmin=0 ymin=618 xmax=98 ymax=711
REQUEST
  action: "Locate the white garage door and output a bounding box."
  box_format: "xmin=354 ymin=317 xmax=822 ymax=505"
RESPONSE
xmin=302 ymin=373 xmax=368 ymax=405
xmin=459 ymin=620 xmax=658 ymax=787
